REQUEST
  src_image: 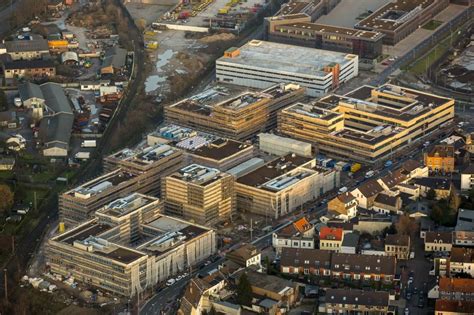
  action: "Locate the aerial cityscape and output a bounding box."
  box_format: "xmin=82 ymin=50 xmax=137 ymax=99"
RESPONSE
xmin=0 ymin=0 xmax=472 ymax=314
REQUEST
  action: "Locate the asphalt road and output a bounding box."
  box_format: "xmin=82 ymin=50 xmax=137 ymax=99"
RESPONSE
xmin=0 ymin=1 xmax=18 ymax=37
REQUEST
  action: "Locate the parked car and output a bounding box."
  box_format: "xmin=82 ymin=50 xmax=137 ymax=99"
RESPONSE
xmin=166 ymin=278 xmax=176 ymax=286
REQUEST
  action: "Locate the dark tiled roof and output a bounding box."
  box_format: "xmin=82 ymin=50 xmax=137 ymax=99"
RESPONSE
xmin=280 ymin=248 xmax=331 ymax=269
xmin=357 ymin=179 xmax=384 ymax=198
xmin=331 ymin=253 xmax=396 ymax=276
xmin=326 ymin=289 xmax=389 ymax=307
xmin=435 ymin=300 xmax=474 ymax=313
xmin=374 ymin=193 xmax=400 ymax=207
xmin=425 ymin=231 xmax=453 ymax=244
xmin=450 ymin=247 xmax=474 ymax=263
xmin=385 ymin=234 xmax=409 ymax=247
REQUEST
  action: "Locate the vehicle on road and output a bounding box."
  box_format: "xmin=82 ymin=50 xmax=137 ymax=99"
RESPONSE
xmin=166 ymin=278 xmax=176 ymax=286
xmin=404 ymin=307 xmax=409 ymax=315
xmin=365 ymin=171 xmax=375 ymax=178
xmin=338 ymin=186 xmax=348 ymax=194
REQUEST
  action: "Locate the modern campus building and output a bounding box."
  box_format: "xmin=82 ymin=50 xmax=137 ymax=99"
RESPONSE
xmin=265 ymin=14 xmax=384 ymax=59
xmin=184 ymin=138 xmax=255 ymax=171
xmin=276 ymin=0 xmax=341 ymax=21
xmin=48 ymin=193 xmax=216 ymax=297
xmin=355 ymin=0 xmax=449 ymax=45
xmin=235 ymin=154 xmax=339 ymax=219
xmin=215 ymin=40 xmax=358 ymax=97
xmin=162 ymin=164 xmax=235 ymax=226
xmin=59 ymin=169 xmax=141 ymax=227
xmin=165 ymin=83 xmax=305 ymax=140
xmin=278 ymin=84 xmax=455 ymax=164
xmin=103 ymin=143 xmax=185 ymax=196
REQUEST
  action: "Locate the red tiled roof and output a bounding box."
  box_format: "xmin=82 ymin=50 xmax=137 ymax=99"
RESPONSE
xmin=320 ymin=227 xmax=343 ymax=241
xmin=439 ymin=277 xmax=474 ymax=294
xmin=435 ymin=299 xmax=474 ymax=313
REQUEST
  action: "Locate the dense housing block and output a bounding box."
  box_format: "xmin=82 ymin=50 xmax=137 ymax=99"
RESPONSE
xmin=216 ymin=40 xmax=358 ymax=97
xmin=278 ymin=84 xmax=455 ymax=164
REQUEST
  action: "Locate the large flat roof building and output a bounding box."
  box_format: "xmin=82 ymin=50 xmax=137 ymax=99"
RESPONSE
xmin=265 ymin=14 xmax=384 ymax=59
xmin=165 ymin=83 xmax=305 ymax=140
xmin=278 ymin=84 xmax=455 ymax=163
xmin=163 ymin=164 xmax=235 ymax=226
xmin=236 ymin=154 xmax=339 ymax=219
xmin=48 ymin=197 xmax=216 ymax=297
xmin=216 ymin=40 xmax=358 ymax=97
xmin=59 ymin=169 xmax=141 ymax=227
xmin=103 ymin=143 xmax=185 ymax=196
xmin=355 ymin=0 xmax=449 ymax=45
xmin=276 ymin=0 xmax=341 ymax=21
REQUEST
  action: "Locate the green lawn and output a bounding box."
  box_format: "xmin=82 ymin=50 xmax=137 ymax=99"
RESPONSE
xmin=422 ymin=20 xmax=443 ymax=30
xmin=406 ymin=30 xmax=462 ymax=75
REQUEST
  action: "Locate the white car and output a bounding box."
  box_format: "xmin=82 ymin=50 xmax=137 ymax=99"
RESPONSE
xmin=166 ymin=278 xmax=176 ymax=286
xmin=176 ymin=275 xmax=183 ymax=281
xmin=14 ymin=97 xmax=23 ymax=107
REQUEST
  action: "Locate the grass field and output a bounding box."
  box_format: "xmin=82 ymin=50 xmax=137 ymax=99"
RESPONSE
xmin=406 ymin=29 xmax=462 ymax=75
xmin=423 ymin=20 xmax=443 ymax=30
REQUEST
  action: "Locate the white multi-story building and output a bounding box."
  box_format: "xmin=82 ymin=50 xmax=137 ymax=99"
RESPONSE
xmin=216 ymin=40 xmax=358 ymax=97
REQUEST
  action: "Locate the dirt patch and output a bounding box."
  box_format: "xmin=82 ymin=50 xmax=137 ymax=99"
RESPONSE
xmin=199 ymin=33 xmax=236 ymax=43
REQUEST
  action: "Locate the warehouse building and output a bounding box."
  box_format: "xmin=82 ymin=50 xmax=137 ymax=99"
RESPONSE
xmin=265 ymin=14 xmax=384 ymax=59
xmin=278 ymin=84 xmax=455 ymax=164
xmin=216 ymin=40 xmax=358 ymax=97
xmin=236 ymin=154 xmax=339 ymax=219
xmin=355 ymin=0 xmax=449 ymax=45
xmin=163 ymin=164 xmax=235 ymax=226
xmin=165 ymin=83 xmax=305 ymax=140
xmin=48 ymin=195 xmax=216 ymax=297
xmin=103 ymin=143 xmax=185 ymax=196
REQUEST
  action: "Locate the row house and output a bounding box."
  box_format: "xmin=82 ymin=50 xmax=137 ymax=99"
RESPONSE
xmin=439 ymin=277 xmax=474 ymax=301
xmin=280 ymin=248 xmax=396 ymax=283
xmin=450 ymin=247 xmax=474 ymax=278
xmin=319 ymin=227 xmax=344 ymax=252
xmin=425 ymin=231 xmax=453 ymax=252
xmin=385 ymin=234 xmax=410 ymax=260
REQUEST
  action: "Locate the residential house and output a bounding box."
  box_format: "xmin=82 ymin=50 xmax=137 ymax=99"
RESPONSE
xmin=461 ymin=164 xmax=474 ymax=192
xmin=425 ymin=145 xmax=455 ymax=173
xmin=450 ymin=247 xmax=474 ymax=277
xmin=340 ymin=232 xmax=360 ymax=254
xmin=377 ymin=169 xmax=407 ymax=191
xmin=226 ymin=244 xmax=261 ymax=268
xmin=351 ymin=179 xmax=384 ymax=209
xmin=411 ymin=177 xmax=453 ymax=200
xmin=280 ymin=247 xmax=331 ymax=276
xmin=425 ymin=232 xmax=453 ymax=252
xmin=439 ymin=277 xmax=474 ymax=301
xmin=456 ymin=209 xmax=474 ymax=232
xmin=244 ymin=271 xmax=299 ymax=309
xmin=435 ymin=300 xmax=474 ymax=315
xmin=330 ymin=253 xmax=396 ymax=282
xmin=319 ymin=227 xmax=344 ymax=252
xmin=385 ymin=234 xmax=410 ymax=260
xmin=272 ymin=217 xmax=315 ymax=254
xmin=178 ymin=272 xmax=229 ymax=315
xmin=373 ymin=193 xmax=402 ymax=215
xmin=2 ymin=59 xmax=56 ymax=79
xmin=4 ymin=38 xmax=49 ymax=60
xmin=325 ymin=289 xmax=391 ymax=315
xmin=327 ymin=192 xmax=358 ymax=221
xmin=399 ymin=159 xmax=429 ymax=178
xmin=454 ymin=231 xmax=474 ymax=247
